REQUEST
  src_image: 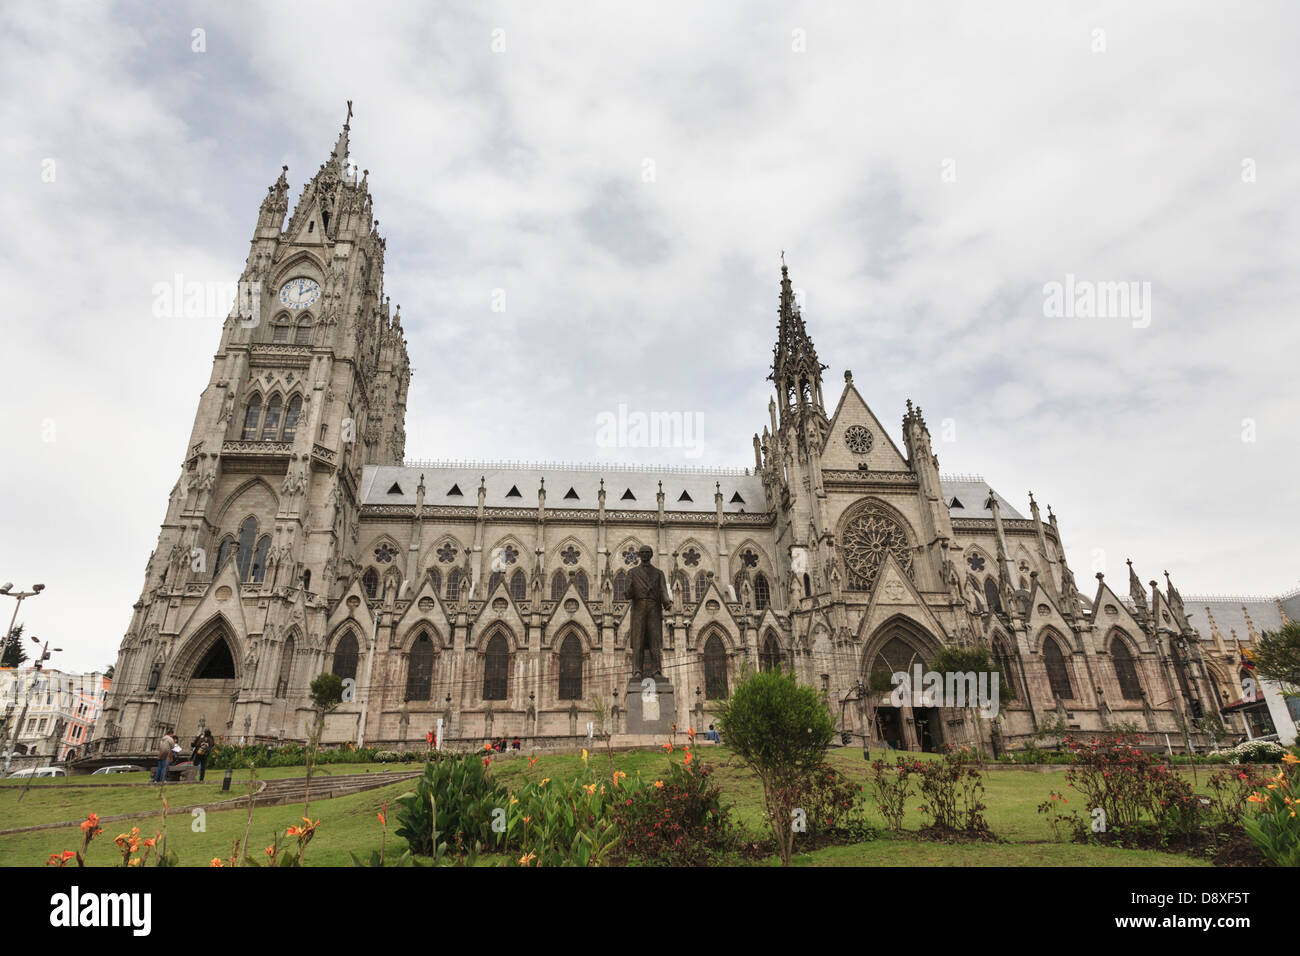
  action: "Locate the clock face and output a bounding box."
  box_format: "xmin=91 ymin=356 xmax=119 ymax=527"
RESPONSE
xmin=279 ymin=277 xmax=321 ymax=311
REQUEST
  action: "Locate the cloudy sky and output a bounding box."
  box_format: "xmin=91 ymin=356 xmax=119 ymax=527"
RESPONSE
xmin=1 ymin=1 xmax=1297 ymax=671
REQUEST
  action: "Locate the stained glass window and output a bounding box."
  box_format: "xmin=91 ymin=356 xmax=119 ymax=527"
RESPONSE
xmin=406 ymin=633 xmax=434 ymax=701
xmin=1043 ymin=635 xmax=1074 ymax=700
xmin=241 ymin=395 xmax=262 ymax=440
xmin=704 ymin=635 xmax=728 ymax=699
xmin=332 ymin=631 xmax=358 ymax=683
xmin=483 ymin=633 xmax=508 ymax=701
xmin=558 ymin=633 xmax=582 ymax=700
xmin=842 ymin=507 xmax=913 ymax=591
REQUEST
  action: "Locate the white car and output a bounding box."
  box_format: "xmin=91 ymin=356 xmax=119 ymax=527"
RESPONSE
xmin=91 ymin=764 xmax=146 ymax=775
xmin=6 ymin=766 xmax=67 ymax=779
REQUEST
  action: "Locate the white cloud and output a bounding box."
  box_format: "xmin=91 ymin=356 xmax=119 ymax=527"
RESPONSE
xmin=1 ymin=0 xmax=1297 ymax=670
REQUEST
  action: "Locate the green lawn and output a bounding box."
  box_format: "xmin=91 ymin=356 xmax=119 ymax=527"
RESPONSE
xmin=0 ymin=747 xmax=1225 ymax=867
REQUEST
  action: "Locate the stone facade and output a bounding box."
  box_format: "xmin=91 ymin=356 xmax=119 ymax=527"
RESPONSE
xmin=97 ymin=116 xmax=1236 ymax=754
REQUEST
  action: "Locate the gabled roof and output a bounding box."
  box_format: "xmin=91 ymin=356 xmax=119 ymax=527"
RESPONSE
xmin=939 ymin=476 xmax=1024 ymax=519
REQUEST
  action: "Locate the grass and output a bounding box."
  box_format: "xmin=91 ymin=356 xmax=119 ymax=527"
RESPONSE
xmin=0 ymin=745 xmax=1229 ymax=867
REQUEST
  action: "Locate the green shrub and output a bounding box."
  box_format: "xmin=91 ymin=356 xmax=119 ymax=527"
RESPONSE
xmin=610 ymin=759 xmax=733 ymax=865
xmin=394 ymin=754 xmax=509 ymax=858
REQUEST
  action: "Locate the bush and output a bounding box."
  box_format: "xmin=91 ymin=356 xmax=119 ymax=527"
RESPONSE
xmin=797 ymin=763 xmax=876 ymax=841
xmin=1242 ymin=753 xmax=1300 ymax=866
xmin=716 ymin=669 xmax=836 ymax=866
xmin=871 ymin=755 xmax=923 ymax=831
xmin=611 ymin=759 xmax=733 ymax=865
xmin=394 ymin=754 xmax=509 ymax=858
xmin=503 ymin=774 xmax=620 ymax=867
xmin=1225 ymin=740 xmax=1287 ymax=764
xmin=914 ymin=748 xmax=990 ymax=834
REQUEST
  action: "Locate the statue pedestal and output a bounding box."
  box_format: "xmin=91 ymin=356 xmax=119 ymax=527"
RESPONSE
xmin=624 ymin=677 xmax=676 ymax=735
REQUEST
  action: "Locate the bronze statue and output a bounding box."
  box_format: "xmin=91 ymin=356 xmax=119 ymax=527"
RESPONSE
xmin=627 ymin=546 xmax=672 ymax=679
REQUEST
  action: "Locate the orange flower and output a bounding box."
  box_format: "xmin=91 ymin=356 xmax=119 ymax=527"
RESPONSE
xmin=662 ymin=743 xmax=672 ymax=753
xmin=266 ymin=845 xmax=275 ymax=856
xmin=483 ymin=757 xmax=491 ymax=767
xmin=528 ymin=756 xmax=538 ymax=769
xmin=80 ymin=813 xmax=101 ymax=834
xmin=683 ymin=749 xmax=694 ymax=766
xmin=654 ymin=780 xmax=664 ymax=789
xmin=209 ymin=857 xmax=223 ymax=867
xmin=377 ymin=812 xmax=386 ymax=826
xmin=1247 ymin=793 xmax=1266 ymax=804
xmin=1283 ymin=753 xmax=1299 ymax=765
xmin=518 ymin=851 xmax=536 ymax=866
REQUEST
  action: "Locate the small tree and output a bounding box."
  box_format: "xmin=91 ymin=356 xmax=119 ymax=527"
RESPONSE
xmin=304 ymin=672 xmax=344 ymax=816
xmin=716 ymin=669 xmax=835 ymax=866
xmin=589 ymin=694 xmax=616 ymax=776
xmin=1253 ymin=621 xmax=1300 ymax=701
xmin=1 ymin=624 xmax=29 ymax=668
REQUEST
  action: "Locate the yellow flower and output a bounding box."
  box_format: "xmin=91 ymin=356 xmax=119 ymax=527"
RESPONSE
xmin=510 ymin=796 xmax=519 ymax=805
xmin=584 ymin=783 xmax=596 ymax=795
xmin=582 ymin=748 xmax=588 ymax=762
xmin=540 ymin=777 xmax=550 ymax=786
xmin=1247 ymin=793 xmax=1266 ymax=804
xmin=519 ymin=851 xmax=536 ymax=866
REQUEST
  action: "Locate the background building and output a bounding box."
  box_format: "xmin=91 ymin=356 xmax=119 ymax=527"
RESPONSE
xmin=1 ymin=668 xmax=110 ymax=762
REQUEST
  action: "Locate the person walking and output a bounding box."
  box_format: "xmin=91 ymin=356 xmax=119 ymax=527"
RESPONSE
xmin=193 ymin=729 xmax=214 ymax=782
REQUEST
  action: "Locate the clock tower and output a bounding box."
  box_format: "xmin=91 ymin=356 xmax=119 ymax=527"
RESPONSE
xmin=102 ymin=107 xmax=411 ymax=744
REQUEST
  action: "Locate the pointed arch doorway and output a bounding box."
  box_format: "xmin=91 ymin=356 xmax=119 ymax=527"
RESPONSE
xmin=864 ymin=624 xmax=943 ymax=753
xmin=173 ymin=626 xmax=240 ymax=741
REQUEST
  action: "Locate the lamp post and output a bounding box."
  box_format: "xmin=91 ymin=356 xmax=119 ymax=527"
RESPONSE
xmin=1 ymin=584 xmax=48 ymax=776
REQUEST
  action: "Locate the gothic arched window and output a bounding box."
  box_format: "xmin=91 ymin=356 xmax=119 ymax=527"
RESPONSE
xmin=272 ymin=315 xmax=291 ymax=343
xmin=276 ymin=636 xmax=294 ymax=699
xmin=261 ymin=395 xmax=283 ymax=441
xmin=983 ymin=577 xmax=1002 ymax=614
xmin=760 ymin=633 xmax=781 ymax=672
xmin=574 ymin=569 xmax=589 ymax=601
xmin=613 ymin=570 xmax=628 ymax=602
xmin=672 ymin=570 xmax=689 ymax=603
xmin=215 ymin=536 xmax=235 ymax=574
xmin=754 ymin=572 xmax=771 ymax=610
xmin=294 ymin=316 xmax=311 ymax=345
xmin=509 ymin=569 xmax=527 ymax=603
xmin=551 ymin=570 xmax=568 ymax=601
xmin=704 ymin=634 xmax=728 ymax=699
xmin=483 ymin=633 xmax=509 ymax=701
xmin=281 ymin=395 xmax=303 ymax=442
xmin=1042 ymin=634 xmax=1074 ymax=700
xmin=1110 ymin=636 xmax=1143 ymax=700
xmin=235 ymin=516 xmax=258 ymax=581
xmin=427 ymin=567 xmax=441 ymax=595
xmin=332 ymin=631 xmax=358 ymax=684
xmin=251 ymin=535 xmax=271 ymax=583
xmin=362 ymin=568 xmax=378 ymax=601
xmin=841 ymin=505 xmax=914 ymax=590
xmin=992 ymin=637 xmax=1018 ymax=700
xmin=241 ymin=394 xmax=262 ymax=440
xmin=446 ymin=568 xmax=462 ymax=602
xmin=405 ymin=633 xmax=434 ymax=701
xmin=695 ymin=572 xmax=710 ymax=603
xmin=558 ymin=633 xmax=583 ymax=700
xmin=487 ymin=571 xmax=505 ymax=596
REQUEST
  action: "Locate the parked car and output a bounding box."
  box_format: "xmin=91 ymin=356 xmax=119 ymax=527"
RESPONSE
xmin=91 ymin=764 xmax=146 ymax=775
xmin=6 ymin=766 xmax=67 ymax=779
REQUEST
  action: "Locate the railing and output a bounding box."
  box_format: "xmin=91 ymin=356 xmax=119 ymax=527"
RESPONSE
xmin=401 ymin=458 xmax=751 ymax=476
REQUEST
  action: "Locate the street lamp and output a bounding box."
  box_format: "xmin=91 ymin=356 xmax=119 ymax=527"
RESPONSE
xmin=2 ymin=584 xmax=53 ymax=775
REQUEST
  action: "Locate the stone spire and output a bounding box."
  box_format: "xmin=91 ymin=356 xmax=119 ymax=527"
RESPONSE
xmin=1126 ymin=558 xmax=1148 ymax=613
xmin=328 ymin=100 xmax=353 ymax=173
xmin=769 ymin=256 xmax=828 ymax=426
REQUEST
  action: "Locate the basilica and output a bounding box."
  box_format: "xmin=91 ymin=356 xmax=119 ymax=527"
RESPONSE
xmin=96 ymin=115 xmax=1264 ymax=755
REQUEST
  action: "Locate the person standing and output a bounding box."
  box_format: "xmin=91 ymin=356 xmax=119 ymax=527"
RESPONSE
xmin=194 ymin=729 xmax=214 ymax=782
xmin=153 ymin=729 xmax=176 ymax=783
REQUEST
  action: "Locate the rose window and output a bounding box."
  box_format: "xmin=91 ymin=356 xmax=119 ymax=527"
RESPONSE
xmin=374 ymin=543 xmax=397 ymax=563
xmin=966 ymin=553 xmax=985 ymax=572
xmin=436 ymin=543 xmax=457 ymax=563
xmin=740 ymin=549 xmax=759 ymax=569
xmin=844 ymin=425 xmax=874 ymax=455
xmin=561 ymin=545 xmax=580 ymax=566
xmin=682 ymin=548 xmax=701 ymax=567
xmin=623 ymin=548 xmax=641 ymax=566
xmin=841 ymin=507 xmax=913 ymax=590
